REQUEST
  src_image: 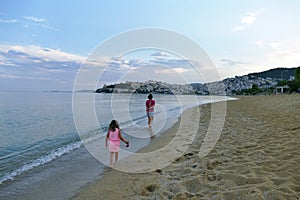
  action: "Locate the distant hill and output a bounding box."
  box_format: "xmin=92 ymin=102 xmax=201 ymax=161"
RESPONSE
xmin=95 ymin=67 xmax=299 ymax=95
xmin=248 ymin=67 xmax=297 ymax=80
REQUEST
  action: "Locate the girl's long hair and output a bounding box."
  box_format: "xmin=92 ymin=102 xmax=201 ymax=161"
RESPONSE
xmin=109 ymin=120 xmax=120 ymax=131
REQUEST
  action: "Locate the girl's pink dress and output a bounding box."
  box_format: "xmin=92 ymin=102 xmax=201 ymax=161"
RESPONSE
xmin=108 ymin=128 xmax=120 ymax=152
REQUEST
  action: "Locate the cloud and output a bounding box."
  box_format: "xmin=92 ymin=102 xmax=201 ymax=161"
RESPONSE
xmin=268 ymin=42 xmax=281 ymax=50
xmin=256 ymin=40 xmax=264 ymax=47
xmin=150 ymin=51 xmax=169 ymax=57
xmin=0 ymin=44 xmax=88 ymax=82
xmin=33 ymin=24 xmax=59 ymax=31
xmin=232 ymin=26 xmax=244 ymax=32
xmin=0 ymin=73 xmax=54 ymax=80
xmin=0 ymin=44 xmax=92 ymax=90
xmin=0 ymin=44 xmax=85 ymax=63
xmin=155 ymin=67 xmax=190 ymax=74
xmin=90 ymin=52 xmax=208 ymax=85
xmin=232 ymin=9 xmax=263 ymax=32
xmin=0 ymin=46 xmax=223 ymax=90
xmin=221 ymin=58 xmax=248 ymax=66
xmin=150 ymin=57 xmax=191 ymax=67
xmin=217 ymin=37 xmax=300 ymax=79
xmin=107 ymin=57 xmax=144 ymax=71
xmin=23 ymin=16 xmax=47 ymax=23
xmin=265 ymin=38 xmax=300 ymax=67
xmin=0 ymin=19 xmax=18 ymax=23
xmin=241 ymin=12 xmax=257 ymax=25
xmin=0 ymin=15 xmax=58 ymax=31
xmin=22 ymin=16 xmax=59 ymax=31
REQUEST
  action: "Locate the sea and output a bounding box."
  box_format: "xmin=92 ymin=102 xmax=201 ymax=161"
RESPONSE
xmin=0 ymin=91 xmax=234 ymax=199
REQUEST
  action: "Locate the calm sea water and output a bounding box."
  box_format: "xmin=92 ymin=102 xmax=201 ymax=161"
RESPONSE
xmin=0 ymin=91 xmax=232 ymax=199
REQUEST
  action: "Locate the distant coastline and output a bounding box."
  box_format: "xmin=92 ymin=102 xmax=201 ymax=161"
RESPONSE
xmin=95 ymin=67 xmax=300 ymax=95
xmin=40 ymin=67 xmax=299 ymax=95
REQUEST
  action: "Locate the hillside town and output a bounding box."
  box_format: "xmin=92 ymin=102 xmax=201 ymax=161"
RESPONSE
xmin=95 ymin=75 xmax=285 ymax=95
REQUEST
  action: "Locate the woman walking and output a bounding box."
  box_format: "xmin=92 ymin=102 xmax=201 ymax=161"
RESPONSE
xmin=145 ymin=94 xmax=155 ymax=128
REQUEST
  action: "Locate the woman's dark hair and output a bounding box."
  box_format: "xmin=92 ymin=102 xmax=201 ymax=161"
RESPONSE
xmin=109 ymin=120 xmax=119 ymax=131
xmin=148 ymin=94 xmax=153 ymax=100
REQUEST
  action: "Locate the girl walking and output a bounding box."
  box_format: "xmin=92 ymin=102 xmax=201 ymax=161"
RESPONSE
xmin=105 ymin=120 xmax=129 ymax=167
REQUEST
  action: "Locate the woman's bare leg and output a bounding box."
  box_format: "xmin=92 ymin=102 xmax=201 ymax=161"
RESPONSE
xmin=148 ymin=116 xmax=152 ymax=127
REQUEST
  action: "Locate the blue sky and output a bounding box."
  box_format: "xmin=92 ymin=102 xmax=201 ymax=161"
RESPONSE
xmin=1 ymin=0 xmax=300 ymax=91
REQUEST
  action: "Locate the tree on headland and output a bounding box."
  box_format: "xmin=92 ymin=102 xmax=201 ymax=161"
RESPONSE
xmin=295 ymin=66 xmax=300 ymax=81
xmin=252 ymin=84 xmax=259 ymax=90
xmin=287 ymin=66 xmax=300 ymax=93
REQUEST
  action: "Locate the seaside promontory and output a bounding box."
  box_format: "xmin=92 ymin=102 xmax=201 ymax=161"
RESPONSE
xmin=95 ymin=67 xmax=300 ymax=95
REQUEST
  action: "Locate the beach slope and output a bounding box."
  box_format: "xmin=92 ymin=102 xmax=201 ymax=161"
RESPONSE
xmin=74 ymin=95 xmax=300 ymax=200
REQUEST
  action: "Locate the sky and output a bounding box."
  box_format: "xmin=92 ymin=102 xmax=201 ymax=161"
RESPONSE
xmin=0 ymin=0 xmax=300 ymax=91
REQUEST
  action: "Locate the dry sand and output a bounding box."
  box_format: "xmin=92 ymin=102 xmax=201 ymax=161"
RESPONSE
xmin=74 ymin=95 xmax=300 ymax=200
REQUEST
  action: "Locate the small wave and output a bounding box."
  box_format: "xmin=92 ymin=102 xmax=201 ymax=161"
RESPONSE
xmin=0 ymin=99 xmax=213 ymax=185
xmin=0 ymin=140 xmax=83 ymax=185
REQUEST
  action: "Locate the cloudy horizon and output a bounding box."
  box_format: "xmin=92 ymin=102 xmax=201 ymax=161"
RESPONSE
xmin=1 ymin=1 xmax=300 ymax=91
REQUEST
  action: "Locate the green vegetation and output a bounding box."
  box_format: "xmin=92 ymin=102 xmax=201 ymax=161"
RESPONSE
xmin=272 ymin=66 xmax=300 ymax=93
xmin=277 ymin=80 xmax=288 ymax=86
xmin=295 ymin=67 xmax=300 ymax=80
xmin=287 ymin=66 xmax=300 ymax=93
xmin=248 ymin=67 xmax=296 ymax=79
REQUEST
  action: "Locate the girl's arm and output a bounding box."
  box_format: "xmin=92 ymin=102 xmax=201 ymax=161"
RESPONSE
xmin=105 ymin=131 xmax=109 ymax=147
xmin=118 ymin=129 xmax=129 ymax=144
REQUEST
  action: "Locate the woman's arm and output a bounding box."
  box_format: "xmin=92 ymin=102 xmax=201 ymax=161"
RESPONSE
xmin=146 ymin=100 xmax=155 ymax=110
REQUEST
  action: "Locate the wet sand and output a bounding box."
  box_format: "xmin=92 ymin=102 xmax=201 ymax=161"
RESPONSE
xmin=74 ymin=95 xmax=300 ymax=200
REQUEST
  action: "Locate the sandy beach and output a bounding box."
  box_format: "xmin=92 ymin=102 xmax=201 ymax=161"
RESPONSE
xmin=74 ymin=95 xmax=300 ymax=200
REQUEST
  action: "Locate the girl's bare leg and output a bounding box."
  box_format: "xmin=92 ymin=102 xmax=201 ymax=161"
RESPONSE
xmin=115 ymin=152 xmax=119 ymax=165
xmin=110 ymin=152 xmax=114 ymax=167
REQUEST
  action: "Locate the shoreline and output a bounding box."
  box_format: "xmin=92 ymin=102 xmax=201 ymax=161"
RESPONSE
xmin=72 ymin=103 xmax=203 ymax=199
xmin=0 ymin=94 xmax=231 ymax=200
xmin=72 ymin=96 xmax=228 ymax=199
xmin=73 ymin=94 xmax=300 ymax=199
